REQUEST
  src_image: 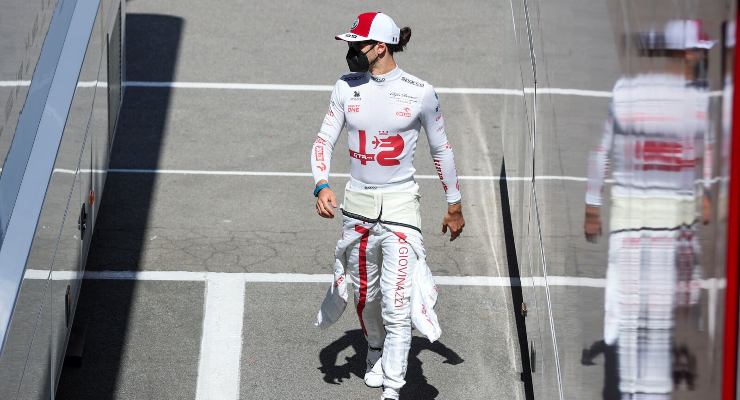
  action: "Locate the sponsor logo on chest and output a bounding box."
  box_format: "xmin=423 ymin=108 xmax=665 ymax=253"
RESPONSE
xmin=349 ymin=130 xmax=405 ymax=167
xmin=388 ymin=91 xmax=420 ymax=105
xmin=395 ymin=106 xmax=413 ymax=118
xmin=401 ymin=76 xmax=425 ymax=87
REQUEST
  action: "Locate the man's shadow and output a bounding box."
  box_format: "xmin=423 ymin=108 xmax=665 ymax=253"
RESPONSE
xmin=582 ymin=339 xmax=697 ymax=399
xmin=319 ymin=329 xmax=464 ymax=399
xmin=581 ymin=340 xmax=620 ymax=400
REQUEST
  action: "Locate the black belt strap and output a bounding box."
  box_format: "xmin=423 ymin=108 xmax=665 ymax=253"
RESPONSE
xmin=340 ymin=209 xmax=422 ymax=234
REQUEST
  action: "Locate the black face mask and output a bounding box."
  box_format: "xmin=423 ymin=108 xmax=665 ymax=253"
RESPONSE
xmin=346 ymin=43 xmax=377 ymax=72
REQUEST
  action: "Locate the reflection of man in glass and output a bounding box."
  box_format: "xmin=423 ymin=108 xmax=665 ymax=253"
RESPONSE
xmin=583 ymin=20 xmax=713 ymax=399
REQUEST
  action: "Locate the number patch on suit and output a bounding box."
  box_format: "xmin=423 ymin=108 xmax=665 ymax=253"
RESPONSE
xmin=349 ymin=130 xmax=405 ymax=166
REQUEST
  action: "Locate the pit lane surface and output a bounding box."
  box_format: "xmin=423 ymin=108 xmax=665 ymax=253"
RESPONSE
xmin=55 ymin=1 xmax=530 ymax=399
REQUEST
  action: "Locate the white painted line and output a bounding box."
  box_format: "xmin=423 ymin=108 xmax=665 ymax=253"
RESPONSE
xmin=83 ymin=270 xmax=334 ymax=283
xmin=23 ymin=269 xmax=50 ymax=280
xmin=2 ymin=81 xmax=724 ymax=99
xmin=531 ymin=276 xmax=606 ymax=288
xmin=0 ymin=163 xmax=711 ymax=184
xmin=77 ymin=80 xmax=106 ymax=88
xmin=434 ymin=276 xmax=512 ymax=286
xmin=103 ymin=168 xmax=600 ymax=183
xmin=535 ymin=175 xmax=588 ymax=182
xmin=436 ymin=87 xmax=525 ymax=96
xmin=23 ymin=269 xmax=80 ymax=280
xmin=526 ymin=87 xmax=613 ymax=98
xmin=36 ymin=167 xmax=727 ymax=188
xmin=0 ymin=80 xmax=31 ymax=87
xmin=22 ymin=166 xmax=716 ymax=185
xmin=22 ymin=269 xmax=726 ymax=289
xmin=123 ymin=81 xmax=613 ymax=97
xmin=74 ymin=167 xmax=734 ymax=186
xmin=0 ymin=80 xmax=613 ymax=97
xmin=238 ymin=272 xmax=334 ymax=283
xmin=53 ymin=168 xmax=78 ymax=174
xmin=195 ymin=273 xmax=245 ymax=400
xmin=127 ymin=81 xmax=335 ymax=92
xmin=0 ymin=80 xmax=105 ymax=88
xmin=108 ymin=168 xmax=322 ymax=178
xmin=86 ymin=270 xmax=209 ymax=281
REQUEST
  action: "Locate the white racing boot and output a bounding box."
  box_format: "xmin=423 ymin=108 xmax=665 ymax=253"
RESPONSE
xmin=364 ymin=347 xmax=383 ymax=388
xmin=381 ymin=386 xmax=400 ymax=400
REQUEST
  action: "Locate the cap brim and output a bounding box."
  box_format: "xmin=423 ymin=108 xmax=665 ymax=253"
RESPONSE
xmin=692 ymin=40 xmax=716 ymax=49
xmin=335 ymin=32 xmax=369 ymax=42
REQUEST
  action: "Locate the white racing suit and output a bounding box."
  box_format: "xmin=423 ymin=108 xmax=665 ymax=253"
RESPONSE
xmin=315 ymin=181 xmax=441 ymax=397
xmin=311 ymin=66 xmax=460 ymax=398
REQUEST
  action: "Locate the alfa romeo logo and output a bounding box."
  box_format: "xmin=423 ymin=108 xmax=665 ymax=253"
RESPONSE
xmin=351 ymin=19 xmax=359 ymax=30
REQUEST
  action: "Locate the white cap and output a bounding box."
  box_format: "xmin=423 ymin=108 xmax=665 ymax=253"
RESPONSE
xmin=635 ymin=19 xmax=716 ymax=51
xmin=335 ymin=12 xmax=401 ymax=44
xmin=664 ymin=19 xmax=715 ymax=50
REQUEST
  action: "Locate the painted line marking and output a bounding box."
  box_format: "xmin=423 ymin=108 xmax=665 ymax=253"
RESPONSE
xmin=0 ymin=80 xmax=31 ymax=87
xmin=12 ymin=167 xmax=724 ymax=186
xmin=124 ymin=81 xmax=611 ymax=97
xmin=523 ymin=87 xmax=612 ymax=97
xmin=23 ymin=269 xmax=726 ymax=289
xmin=2 ymin=81 xmax=724 ymax=99
xmin=127 ymin=81 xmax=336 ymax=92
xmin=109 ymin=169 xmax=321 ymax=178
xmin=1 ymin=79 xmax=614 ymax=97
xmin=0 ymin=80 xmax=105 ymax=88
xmin=103 ymin=168 xmax=597 ymax=182
xmin=57 ymin=168 xmax=729 ymax=186
xmin=195 ymin=273 xmax=245 ymax=400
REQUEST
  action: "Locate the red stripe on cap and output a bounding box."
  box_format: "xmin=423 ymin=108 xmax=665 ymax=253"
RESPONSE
xmin=351 ymin=12 xmax=378 ymax=38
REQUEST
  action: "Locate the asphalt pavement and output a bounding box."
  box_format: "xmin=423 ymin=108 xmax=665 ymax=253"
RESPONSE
xmin=55 ymin=1 xmax=537 ymax=399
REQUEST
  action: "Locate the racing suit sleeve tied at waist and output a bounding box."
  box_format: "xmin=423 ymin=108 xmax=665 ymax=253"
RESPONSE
xmin=315 ymin=257 xmax=349 ymax=329
xmin=314 ymin=220 xmax=442 ymax=343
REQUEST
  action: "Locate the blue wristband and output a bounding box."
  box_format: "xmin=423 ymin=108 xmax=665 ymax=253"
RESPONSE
xmin=313 ymin=183 xmax=330 ymax=197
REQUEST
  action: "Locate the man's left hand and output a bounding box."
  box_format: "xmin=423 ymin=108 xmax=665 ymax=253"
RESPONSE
xmin=442 ymin=203 xmax=465 ymax=242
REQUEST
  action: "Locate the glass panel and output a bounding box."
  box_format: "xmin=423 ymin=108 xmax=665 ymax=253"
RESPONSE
xmin=525 ymin=0 xmax=735 ymax=398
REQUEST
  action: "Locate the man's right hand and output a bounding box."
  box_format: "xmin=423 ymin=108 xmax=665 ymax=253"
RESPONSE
xmin=315 ymin=181 xmax=337 ymax=218
xmin=584 ymin=205 xmax=602 ymax=243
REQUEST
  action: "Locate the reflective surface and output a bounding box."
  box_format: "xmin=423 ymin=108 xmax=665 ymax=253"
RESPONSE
xmin=0 ymin=0 xmax=123 ymax=398
xmin=518 ymin=1 xmax=736 ymax=398
xmin=0 ymin=0 xmax=56 ymax=194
